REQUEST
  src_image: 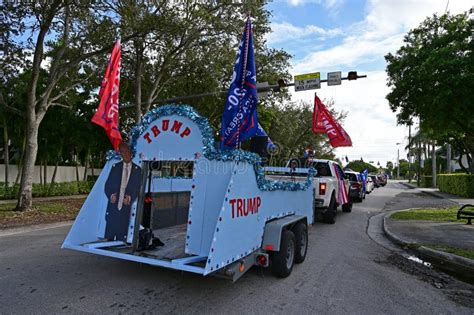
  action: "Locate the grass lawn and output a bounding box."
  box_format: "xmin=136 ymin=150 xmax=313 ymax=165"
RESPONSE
xmin=425 ymin=244 xmax=474 ymax=260
xmin=0 ymin=198 xmax=85 ymax=229
xmin=391 ymin=207 xmax=459 ymax=222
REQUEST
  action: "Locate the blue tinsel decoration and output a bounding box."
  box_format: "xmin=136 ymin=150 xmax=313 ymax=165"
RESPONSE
xmin=107 ymin=104 xmax=313 ymax=191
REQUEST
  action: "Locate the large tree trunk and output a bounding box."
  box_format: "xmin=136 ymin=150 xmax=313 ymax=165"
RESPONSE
xmin=14 ymin=134 xmax=26 ymax=186
xmin=16 ymin=121 xmax=39 ymax=211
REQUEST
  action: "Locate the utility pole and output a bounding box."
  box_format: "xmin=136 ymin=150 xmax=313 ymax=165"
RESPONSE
xmin=446 ymin=143 xmax=451 ymax=174
xmin=417 ymin=129 xmax=421 ymax=187
xmin=396 ymin=142 xmax=401 ymax=179
xmin=432 ymin=141 xmax=437 ymax=188
xmin=408 ymin=124 xmax=411 ymax=182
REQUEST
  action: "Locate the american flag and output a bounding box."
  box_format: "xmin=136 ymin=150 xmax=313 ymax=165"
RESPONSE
xmin=332 ymin=164 xmax=349 ymax=205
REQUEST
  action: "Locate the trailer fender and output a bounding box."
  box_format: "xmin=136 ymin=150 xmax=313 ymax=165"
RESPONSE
xmin=262 ymin=215 xmax=307 ymax=252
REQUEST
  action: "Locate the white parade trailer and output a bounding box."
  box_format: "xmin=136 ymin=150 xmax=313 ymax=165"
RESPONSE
xmin=63 ymin=105 xmax=314 ymax=281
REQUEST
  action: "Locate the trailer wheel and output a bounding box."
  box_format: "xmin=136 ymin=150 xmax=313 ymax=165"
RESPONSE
xmin=271 ymin=230 xmax=295 ymax=278
xmin=293 ymin=222 xmax=308 ymax=263
xmin=342 ymin=201 xmax=352 ymax=213
xmin=323 ymin=194 xmax=336 ymax=224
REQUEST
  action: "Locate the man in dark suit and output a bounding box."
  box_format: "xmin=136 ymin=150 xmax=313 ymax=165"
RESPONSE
xmin=104 ymin=142 xmax=141 ymax=241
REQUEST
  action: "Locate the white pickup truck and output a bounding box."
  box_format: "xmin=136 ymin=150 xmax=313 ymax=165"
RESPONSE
xmin=308 ymin=159 xmax=352 ymax=223
xmin=265 ymin=158 xmax=352 ymax=224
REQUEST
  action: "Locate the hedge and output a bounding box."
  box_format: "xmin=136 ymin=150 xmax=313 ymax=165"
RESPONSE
xmin=437 ymin=174 xmax=474 ymax=198
xmin=421 ymin=176 xmax=433 ymax=188
xmin=0 ymin=181 xmax=95 ymax=200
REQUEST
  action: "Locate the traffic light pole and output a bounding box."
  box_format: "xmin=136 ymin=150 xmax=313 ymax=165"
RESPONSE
xmin=119 ymin=74 xmax=368 ymax=110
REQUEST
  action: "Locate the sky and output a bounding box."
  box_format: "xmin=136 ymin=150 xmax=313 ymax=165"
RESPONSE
xmin=264 ymin=0 xmax=471 ymax=167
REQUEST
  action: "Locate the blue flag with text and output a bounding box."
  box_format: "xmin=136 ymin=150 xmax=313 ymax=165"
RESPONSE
xmin=360 ymin=168 xmax=368 ymax=193
xmin=220 ymin=18 xmax=258 ymax=149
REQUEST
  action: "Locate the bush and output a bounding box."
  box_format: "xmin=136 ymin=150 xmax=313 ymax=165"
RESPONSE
xmin=421 ymin=176 xmax=432 ymax=188
xmin=0 ymin=181 xmax=95 ymax=200
xmin=438 ymin=174 xmax=474 ymax=197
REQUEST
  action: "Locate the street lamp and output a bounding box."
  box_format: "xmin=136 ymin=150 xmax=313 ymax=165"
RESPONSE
xmin=396 ymin=142 xmax=401 ymax=179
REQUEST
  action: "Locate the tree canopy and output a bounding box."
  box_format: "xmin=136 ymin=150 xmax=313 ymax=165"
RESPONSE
xmin=0 ymin=0 xmax=341 ymax=210
xmin=345 ymin=159 xmax=377 ymax=173
xmin=385 ymin=12 xmax=473 ymax=172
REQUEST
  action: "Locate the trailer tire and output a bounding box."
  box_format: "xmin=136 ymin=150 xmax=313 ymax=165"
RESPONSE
xmin=342 ymin=201 xmax=352 ymax=213
xmin=293 ymin=222 xmax=308 ymax=263
xmin=323 ymin=194 xmax=336 ymax=224
xmin=271 ymin=230 xmax=296 ymax=278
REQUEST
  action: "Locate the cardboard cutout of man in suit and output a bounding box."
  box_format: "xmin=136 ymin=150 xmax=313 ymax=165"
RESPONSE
xmin=104 ymin=142 xmax=141 ymax=241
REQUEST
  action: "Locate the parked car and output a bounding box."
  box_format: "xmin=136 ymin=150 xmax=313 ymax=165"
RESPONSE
xmin=370 ymin=175 xmax=380 ymax=188
xmin=345 ymin=171 xmax=365 ymax=202
xmin=366 ymin=176 xmax=375 ymax=193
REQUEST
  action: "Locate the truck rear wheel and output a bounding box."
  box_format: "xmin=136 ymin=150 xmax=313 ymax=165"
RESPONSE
xmin=271 ymin=229 xmax=295 ymax=278
xmin=293 ymin=222 xmax=308 ymax=263
xmin=323 ymin=194 xmax=336 ymax=224
xmin=342 ymin=201 xmax=352 ymax=213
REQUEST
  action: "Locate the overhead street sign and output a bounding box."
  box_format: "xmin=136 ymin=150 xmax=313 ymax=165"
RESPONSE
xmin=294 ymin=72 xmax=320 ymax=91
xmin=327 ymin=71 xmax=342 ymax=86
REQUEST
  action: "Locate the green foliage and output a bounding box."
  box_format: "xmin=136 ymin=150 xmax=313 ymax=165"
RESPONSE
xmin=345 ymin=160 xmax=377 ymax=173
xmin=260 ymin=100 xmax=342 ymax=165
xmin=0 ymin=181 xmax=94 ymax=199
xmin=437 ymin=174 xmax=474 ymax=197
xmin=391 ymin=207 xmax=459 ymax=222
xmin=421 ymin=176 xmax=432 ymax=188
xmin=0 ymin=201 xmax=76 ymax=220
xmin=394 ymin=159 xmax=412 ymax=178
xmin=385 ymin=12 xmax=474 ymax=171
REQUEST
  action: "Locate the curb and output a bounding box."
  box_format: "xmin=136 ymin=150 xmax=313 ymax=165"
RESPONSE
xmin=383 ymin=211 xmax=474 ymax=279
xmin=398 ymin=182 xmax=447 ymax=199
xmin=419 ymin=190 xmax=444 ymax=199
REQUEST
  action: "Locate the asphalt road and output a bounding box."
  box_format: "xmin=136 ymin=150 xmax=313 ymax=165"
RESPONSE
xmin=1 ymin=182 xmax=473 ymax=314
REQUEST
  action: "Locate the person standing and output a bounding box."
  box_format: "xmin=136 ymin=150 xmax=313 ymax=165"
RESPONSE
xmin=104 ymin=142 xmax=141 ymax=241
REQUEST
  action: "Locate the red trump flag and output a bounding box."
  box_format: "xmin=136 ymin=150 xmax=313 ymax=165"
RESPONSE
xmin=312 ymin=94 xmax=352 ymax=148
xmin=91 ymin=40 xmax=122 ymax=150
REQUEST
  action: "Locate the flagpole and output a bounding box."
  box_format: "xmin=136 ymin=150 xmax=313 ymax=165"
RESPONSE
xmin=236 ymin=16 xmax=251 ymax=150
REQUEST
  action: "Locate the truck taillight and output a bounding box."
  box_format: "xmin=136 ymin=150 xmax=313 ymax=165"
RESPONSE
xmin=351 ymin=183 xmax=361 ymax=189
xmin=319 ymin=183 xmax=327 ymax=195
xmin=256 ymin=254 xmax=269 ymax=267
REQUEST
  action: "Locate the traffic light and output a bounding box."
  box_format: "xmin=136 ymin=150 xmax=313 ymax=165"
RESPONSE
xmin=347 ymin=71 xmax=358 ymax=80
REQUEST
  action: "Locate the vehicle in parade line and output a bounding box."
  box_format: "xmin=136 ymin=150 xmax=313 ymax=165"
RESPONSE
xmin=378 ymin=173 xmax=388 ymax=186
xmin=63 ymin=105 xmax=316 ymax=282
xmin=268 ymin=158 xmax=353 ymax=224
xmin=365 ymin=176 xmax=375 ymax=193
xmin=370 ymin=175 xmax=381 ymax=188
xmin=344 ymin=170 xmax=365 ymax=202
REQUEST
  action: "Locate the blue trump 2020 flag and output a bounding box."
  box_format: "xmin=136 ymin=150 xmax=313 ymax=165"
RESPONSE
xmin=220 ymin=17 xmax=258 ymax=149
xmin=360 ymin=169 xmax=368 ymax=193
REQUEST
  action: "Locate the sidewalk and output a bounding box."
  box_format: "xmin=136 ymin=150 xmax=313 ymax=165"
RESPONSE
xmin=399 ymin=181 xmax=474 ymax=205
